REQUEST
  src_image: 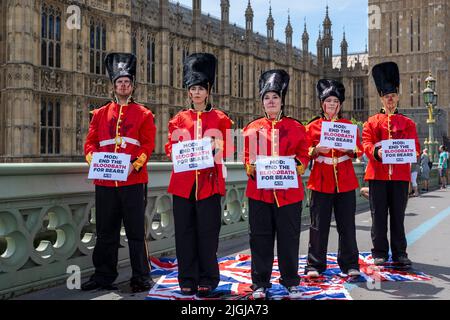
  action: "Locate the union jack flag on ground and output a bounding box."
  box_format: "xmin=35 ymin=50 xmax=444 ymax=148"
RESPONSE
xmin=146 ymin=252 xmax=431 ymax=300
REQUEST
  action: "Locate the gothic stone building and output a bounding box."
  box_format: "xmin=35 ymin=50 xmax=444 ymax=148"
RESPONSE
xmin=0 ymin=0 xmax=368 ymax=162
xmin=368 ymin=0 xmax=450 ymax=147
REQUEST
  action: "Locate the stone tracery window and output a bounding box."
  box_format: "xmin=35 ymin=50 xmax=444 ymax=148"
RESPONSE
xmin=90 ymin=20 xmax=107 ymax=75
xmin=40 ymin=97 xmax=61 ymax=155
xmin=147 ymin=36 xmax=156 ymax=84
xmin=41 ymin=5 xmax=61 ymax=68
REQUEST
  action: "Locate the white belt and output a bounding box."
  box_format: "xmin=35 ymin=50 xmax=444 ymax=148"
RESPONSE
xmin=99 ymin=136 xmax=141 ymax=148
xmin=316 ymin=155 xmax=351 ymax=165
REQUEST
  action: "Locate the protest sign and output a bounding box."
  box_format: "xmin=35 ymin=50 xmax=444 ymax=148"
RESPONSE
xmin=381 ymin=139 xmax=417 ymax=164
xmin=255 ymin=156 xmax=299 ymax=189
xmin=172 ymin=138 xmax=214 ymax=173
xmin=319 ymin=121 xmax=357 ymax=150
xmin=88 ymin=152 xmax=131 ymax=181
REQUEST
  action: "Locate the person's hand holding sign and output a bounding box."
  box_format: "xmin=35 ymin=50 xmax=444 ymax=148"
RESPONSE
xmin=314 ymin=143 xmax=330 ymax=155
xmin=128 ymin=165 xmax=134 ymax=177
xmin=246 ymin=164 xmax=256 ymax=180
xmin=210 ymin=137 xmax=224 ymax=156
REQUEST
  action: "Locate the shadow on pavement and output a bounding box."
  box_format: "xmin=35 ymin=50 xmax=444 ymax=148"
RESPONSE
xmin=373 ymin=281 xmax=444 ymax=300
xmin=418 ymin=195 xmax=444 ymax=199
xmin=351 ymin=261 xmax=450 ymax=300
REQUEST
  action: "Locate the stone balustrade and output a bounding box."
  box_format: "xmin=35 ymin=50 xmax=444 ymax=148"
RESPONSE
xmin=0 ymin=162 xmax=438 ymax=298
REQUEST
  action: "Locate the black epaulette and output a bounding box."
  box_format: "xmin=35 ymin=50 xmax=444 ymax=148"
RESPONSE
xmin=306 ymin=115 xmax=322 ymax=125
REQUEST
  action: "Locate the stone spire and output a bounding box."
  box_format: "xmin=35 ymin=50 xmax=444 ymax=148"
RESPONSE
xmin=267 ymin=5 xmax=274 ymax=40
xmin=341 ymin=29 xmax=348 ymax=70
xmin=285 ymin=11 xmax=293 ymax=47
xmin=245 ymin=0 xmax=254 ymax=33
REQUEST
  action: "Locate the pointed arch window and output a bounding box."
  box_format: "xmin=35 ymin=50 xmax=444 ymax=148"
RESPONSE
xmin=41 ymin=5 xmax=61 ymax=68
xmin=147 ymin=37 xmax=156 ymax=84
xmin=40 ymin=97 xmax=61 ymax=154
xmin=90 ymin=20 xmax=107 ymax=75
xmin=169 ymin=44 xmax=175 ymax=87
xmin=181 ymin=47 xmax=189 ymax=88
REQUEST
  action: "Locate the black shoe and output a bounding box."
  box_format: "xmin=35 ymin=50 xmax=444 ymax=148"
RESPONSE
xmin=197 ymin=285 xmax=213 ymax=298
xmin=81 ymin=280 xmax=101 ymax=291
xmin=251 ymin=287 xmax=267 ymax=300
xmin=130 ymin=279 xmax=155 ymax=293
xmin=394 ymin=256 xmax=412 ymax=268
xmin=102 ymin=283 xmax=119 ymax=290
xmin=180 ymin=287 xmax=197 ymax=296
xmin=373 ymin=257 xmax=387 ymax=266
xmin=81 ymin=280 xmax=117 ymax=291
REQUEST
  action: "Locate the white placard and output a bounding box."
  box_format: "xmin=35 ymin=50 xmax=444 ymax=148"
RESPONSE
xmin=381 ymin=139 xmax=417 ymax=164
xmin=172 ymin=138 xmax=214 ymax=173
xmin=88 ymin=152 xmax=131 ymax=181
xmin=319 ymin=121 xmax=357 ymax=150
xmin=255 ymin=156 xmax=299 ymax=190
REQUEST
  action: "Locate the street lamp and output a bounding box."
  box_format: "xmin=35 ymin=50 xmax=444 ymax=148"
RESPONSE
xmin=425 ymin=73 xmax=436 ymax=91
xmin=423 ymin=72 xmax=438 ymax=162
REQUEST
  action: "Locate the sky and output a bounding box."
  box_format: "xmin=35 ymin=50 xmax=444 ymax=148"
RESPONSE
xmin=172 ymin=0 xmax=369 ymax=54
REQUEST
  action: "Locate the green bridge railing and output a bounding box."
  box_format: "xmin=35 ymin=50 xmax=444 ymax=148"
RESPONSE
xmin=0 ymin=162 xmax=439 ymax=298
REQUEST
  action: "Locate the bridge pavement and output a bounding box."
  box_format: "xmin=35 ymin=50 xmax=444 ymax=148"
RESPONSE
xmin=15 ymin=188 xmax=450 ymax=300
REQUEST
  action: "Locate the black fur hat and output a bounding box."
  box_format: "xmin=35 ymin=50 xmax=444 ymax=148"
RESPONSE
xmin=316 ymin=79 xmax=345 ymax=104
xmin=104 ymin=52 xmax=137 ymax=84
xmin=372 ymin=61 xmax=400 ymax=97
xmin=183 ymin=53 xmax=217 ymax=91
xmin=259 ymin=69 xmax=290 ymax=106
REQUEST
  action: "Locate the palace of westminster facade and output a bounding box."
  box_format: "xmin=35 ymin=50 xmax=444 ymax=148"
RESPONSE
xmin=0 ymin=0 xmax=448 ymax=162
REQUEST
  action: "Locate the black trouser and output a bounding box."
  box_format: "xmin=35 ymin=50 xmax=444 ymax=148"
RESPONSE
xmin=306 ymin=190 xmax=359 ymax=274
xmin=172 ymin=193 xmax=222 ymax=290
xmin=91 ymin=184 xmax=150 ymax=285
xmin=369 ymin=180 xmax=409 ymax=260
xmin=249 ymin=199 xmax=302 ymax=288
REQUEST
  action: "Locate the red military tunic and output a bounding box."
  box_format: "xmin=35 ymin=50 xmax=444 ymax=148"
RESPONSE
xmin=243 ymin=116 xmax=310 ymax=207
xmin=363 ymin=112 xmax=420 ymax=181
xmin=306 ymin=118 xmax=363 ymax=194
xmin=165 ymin=107 xmax=233 ymax=201
xmin=84 ymin=101 xmax=156 ymax=187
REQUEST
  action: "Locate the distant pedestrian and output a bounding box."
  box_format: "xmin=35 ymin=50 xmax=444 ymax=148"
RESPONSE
xmin=409 ymin=163 xmax=419 ymax=197
xmin=438 ymin=145 xmax=448 ymax=189
xmin=419 ymin=149 xmax=431 ymax=192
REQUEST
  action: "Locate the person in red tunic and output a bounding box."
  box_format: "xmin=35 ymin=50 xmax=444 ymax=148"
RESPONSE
xmin=363 ymin=61 xmax=420 ymax=268
xmin=243 ymin=70 xmax=309 ymax=299
xmin=304 ymin=79 xmax=362 ymax=278
xmin=165 ymin=53 xmax=233 ymax=297
xmin=82 ymin=53 xmax=156 ymax=292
